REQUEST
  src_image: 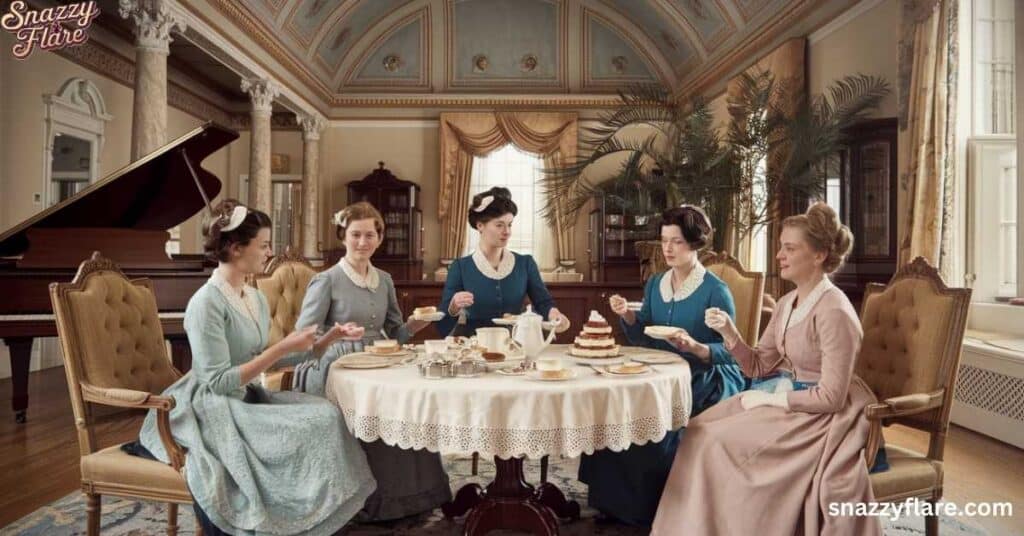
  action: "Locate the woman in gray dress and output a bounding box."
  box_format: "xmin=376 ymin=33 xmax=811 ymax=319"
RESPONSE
xmin=137 ymin=199 xmax=377 ymax=535
xmin=292 ymin=201 xmax=452 ymax=520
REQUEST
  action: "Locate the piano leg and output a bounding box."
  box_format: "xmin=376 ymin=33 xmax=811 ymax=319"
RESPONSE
xmin=168 ymin=335 xmax=192 ymax=373
xmin=4 ymin=337 xmax=33 ymax=423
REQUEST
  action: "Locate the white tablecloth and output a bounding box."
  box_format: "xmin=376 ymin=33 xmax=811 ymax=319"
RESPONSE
xmin=325 ymin=345 xmax=692 ymax=459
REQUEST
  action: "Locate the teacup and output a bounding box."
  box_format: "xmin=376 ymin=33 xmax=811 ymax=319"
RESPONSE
xmin=424 ymin=339 xmax=448 ymax=356
xmin=535 ymin=357 xmax=563 ymax=372
xmin=476 ymin=327 xmax=516 ymax=353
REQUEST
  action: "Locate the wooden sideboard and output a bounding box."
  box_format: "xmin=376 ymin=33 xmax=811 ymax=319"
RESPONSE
xmin=394 ymin=281 xmax=645 ymax=344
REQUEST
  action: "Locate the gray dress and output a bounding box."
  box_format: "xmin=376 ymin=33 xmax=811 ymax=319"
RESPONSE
xmin=292 ymin=261 xmax=452 ymax=520
xmin=139 ymin=272 xmax=376 ymax=536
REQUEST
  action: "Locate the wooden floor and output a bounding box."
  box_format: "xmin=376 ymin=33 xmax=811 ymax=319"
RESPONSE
xmin=0 ymin=367 xmax=1021 ymax=533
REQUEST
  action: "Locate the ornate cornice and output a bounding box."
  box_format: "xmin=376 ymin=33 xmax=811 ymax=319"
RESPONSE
xmin=327 ymin=94 xmax=623 ymax=109
xmin=53 ymin=38 xmax=235 ymax=125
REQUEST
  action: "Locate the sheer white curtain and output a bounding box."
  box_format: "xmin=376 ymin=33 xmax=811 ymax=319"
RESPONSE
xmin=464 ymin=144 xmax=556 ymax=270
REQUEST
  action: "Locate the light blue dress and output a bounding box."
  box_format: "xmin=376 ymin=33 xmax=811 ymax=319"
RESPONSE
xmin=291 ymin=261 xmax=452 ymax=521
xmin=139 ymin=273 xmax=376 ymax=536
xmin=578 ymin=267 xmax=746 ymax=526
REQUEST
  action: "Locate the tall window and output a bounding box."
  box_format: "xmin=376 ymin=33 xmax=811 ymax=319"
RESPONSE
xmin=240 ymin=174 xmax=303 ymax=255
xmin=464 ymin=144 xmax=554 ymax=269
xmin=969 ymin=0 xmax=1017 ymax=300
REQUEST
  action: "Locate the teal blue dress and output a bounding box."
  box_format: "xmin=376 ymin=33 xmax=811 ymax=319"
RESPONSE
xmin=578 ymin=268 xmax=746 ymax=526
xmin=437 ymin=250 xmax=555 ymax=336
xmin=139 ymin=273 xmax=377 ymax=536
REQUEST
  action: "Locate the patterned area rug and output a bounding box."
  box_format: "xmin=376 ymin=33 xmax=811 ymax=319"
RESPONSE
xmin=3 ymin=455 xmax=989 ymax=535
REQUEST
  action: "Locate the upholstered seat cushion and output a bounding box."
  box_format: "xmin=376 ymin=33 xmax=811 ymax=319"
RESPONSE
xmin=870 ymin=444 xmax=943 ymax=500
xmin=257 ymin=262 xmax=316 ymax=345
xmin=81 ymin=444 xmax=191 ymax=500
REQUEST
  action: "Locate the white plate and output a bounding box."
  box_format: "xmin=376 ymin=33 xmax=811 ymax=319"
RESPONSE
xmin=412 ymin=312 xmax=445 ymax=322
xmin=604 ymin=363 xmax=652 ymax=375
xmin=365 ymin=348 xmax=412 ymax=357
xmin=337 ymin=355 xmax=396 ymax=369
xmin=569 ymin=355 xmax=626 ymax=365
xmin=495 ymin=368 xmax=527 ymax=376
xmin=628 ymin=353 xmax=683 ymax=364
xmin=644 ymin=325 xmax=683 ymax=340
xmin=525 ymin=369 xmax=578 ymax=381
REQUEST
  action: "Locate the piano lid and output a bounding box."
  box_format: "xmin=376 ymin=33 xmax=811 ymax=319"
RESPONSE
xmin=0 ymin=122 xmax=238 ymax=257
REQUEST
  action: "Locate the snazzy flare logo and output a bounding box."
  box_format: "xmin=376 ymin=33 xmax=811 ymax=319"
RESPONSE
xmin=1 ymin=1 xmax=100 ymax=59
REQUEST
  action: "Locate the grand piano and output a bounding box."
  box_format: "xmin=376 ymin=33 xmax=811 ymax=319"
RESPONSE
xmin=0 ymin=122 xmax=238 ymax=423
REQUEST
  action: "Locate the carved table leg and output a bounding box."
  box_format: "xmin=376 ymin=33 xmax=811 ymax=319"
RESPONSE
xmin=5 ymin=337 xmax=33 ymax=423
xmin=461 ymin=456 xmax=562 ymax=536
xmin=442 ymin=482 xmax=484 ymax=518
xmin=535 ymin=482 xmax=581 ymax=520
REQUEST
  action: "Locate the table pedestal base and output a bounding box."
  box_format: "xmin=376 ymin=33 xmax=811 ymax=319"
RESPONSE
xmin=442 ymin=456 xmax=580 ymax=535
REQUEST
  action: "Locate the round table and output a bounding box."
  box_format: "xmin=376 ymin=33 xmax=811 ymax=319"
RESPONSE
xmin=325 ymin=344 xmax=692 ymax=535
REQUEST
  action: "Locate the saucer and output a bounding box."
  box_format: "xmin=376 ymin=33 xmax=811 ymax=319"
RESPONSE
xmin=412 ymin=312 xmax=445 ymax=322
xmin=526 ymin=369 xmax=578 ymax=381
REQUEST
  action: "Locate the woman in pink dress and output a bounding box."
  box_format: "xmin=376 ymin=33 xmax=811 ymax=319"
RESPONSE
xmin=651 ymin=202 xmax=882 ymax=535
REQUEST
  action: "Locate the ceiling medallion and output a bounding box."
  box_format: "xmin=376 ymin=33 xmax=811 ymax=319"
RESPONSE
xmin=331 ymin=27 xmax=350 ymax=51
xmin=382 ymin=54 xmax=403 ymax=72
xmin=472 ymin=54 xmax=489 ymax=73
xmin=611 ymin=55 xmax=628 ymax=74
xmin=520 ymin=53 xmax=538 ymax=73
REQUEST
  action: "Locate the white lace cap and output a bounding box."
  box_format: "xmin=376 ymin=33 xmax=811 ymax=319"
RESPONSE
xmin=472 ymin=195 xmax=494 ymax=213
xmin=220 ymin=205 xmax=249 ymax=232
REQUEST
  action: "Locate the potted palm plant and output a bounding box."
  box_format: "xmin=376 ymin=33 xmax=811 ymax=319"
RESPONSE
xmin=541 ymin=70 xmax=890 ymax=272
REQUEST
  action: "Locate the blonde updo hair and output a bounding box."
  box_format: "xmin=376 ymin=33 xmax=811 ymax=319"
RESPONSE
xmin=782 ymin=202 xmax=854 ymax=274
xmin=333 ymin=201 xmax=385 ymax=240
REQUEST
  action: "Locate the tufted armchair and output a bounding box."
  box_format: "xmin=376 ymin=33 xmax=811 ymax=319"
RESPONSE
xmin=251 ymin=247 xmax=317 ymax=390
xmin=856 ymin=257 xmax=971 ymax=536
xmin=49 ymin=252 xmax=197 ymax=536
xmin=701 ymin=251 xmax=766 ymax=344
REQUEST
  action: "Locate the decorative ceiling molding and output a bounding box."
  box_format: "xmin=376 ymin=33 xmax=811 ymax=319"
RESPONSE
xmin=660 ymin=0 xmax=737 ymax=54
xmin=444 ymin=0 xmax=569 ymax=92
xmin=342 ymin=7 xmax=432 ymax=91
xmin=673 ymin=0 xmax=842 ymax=98
xmin=327 ymin=94 xmax=623 ymax=109
xmin=580 ymin=8 xmax=666 ymax=90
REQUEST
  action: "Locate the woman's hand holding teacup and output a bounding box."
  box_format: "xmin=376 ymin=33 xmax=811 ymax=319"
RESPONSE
xmin=609 ymin=294 xmax=636 ymax=325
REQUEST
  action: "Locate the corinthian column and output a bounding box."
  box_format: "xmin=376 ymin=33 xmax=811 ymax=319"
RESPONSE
xmin=241 ymin=77 xmax=279 ymax=213
xmin=119 ymin=0 xmax=185 ymax=161
xmin=297 ymin=113 xmax=326 ymax=259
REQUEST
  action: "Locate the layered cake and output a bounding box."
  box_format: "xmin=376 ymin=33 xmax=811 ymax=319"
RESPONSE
xmin=569 ymin=311 xmax=620 ymax=358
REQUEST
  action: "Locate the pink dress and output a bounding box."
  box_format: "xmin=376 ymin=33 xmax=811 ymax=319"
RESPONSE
xmin=651 ymin=278 xmax=881 ymax=535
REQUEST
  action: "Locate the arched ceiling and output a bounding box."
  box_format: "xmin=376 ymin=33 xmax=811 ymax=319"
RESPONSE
xmin=192 ymin=0 xmax=855 ymax=106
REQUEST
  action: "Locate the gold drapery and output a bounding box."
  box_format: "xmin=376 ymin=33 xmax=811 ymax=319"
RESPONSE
xmin=897 ymin=0 xmax=957 ymax=278
xmin=438 ymin=112 xmax=578 ymax=264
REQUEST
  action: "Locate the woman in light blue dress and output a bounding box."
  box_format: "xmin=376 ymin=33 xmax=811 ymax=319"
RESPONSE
xmin=136 ymin=199 xmax=376 ymax=536
xmin=437 ymin=186 xmax=569 ymax=336
xmin=291 ymin=201 xmax=451 ymax=520
xmin=578 ymin=205 xmax=746 ymax=527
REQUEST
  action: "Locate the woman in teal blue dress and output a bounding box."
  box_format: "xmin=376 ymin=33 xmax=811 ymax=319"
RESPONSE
xmin=437 ymin=187 xmax=569 ymax=336
xmin=135 ymin=199 xmax=377 ymax=536
xmin=578 ymin=205 xmax=746 ymax=527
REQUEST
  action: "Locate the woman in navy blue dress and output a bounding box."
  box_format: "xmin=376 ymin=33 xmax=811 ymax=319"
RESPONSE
xmin=578 ymin=205 xmax=746 ymax=526
xmin=437 ymin=187 xmax=569 ymax=336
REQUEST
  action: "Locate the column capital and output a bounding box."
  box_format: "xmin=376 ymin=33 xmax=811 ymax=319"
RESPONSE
xmin=118 ymin=0 xmax=186 ymax=54
xmin=241 ymin=77 xmax=279 ymax=114
xmin=297 ymin=113 xmax=327 ymax=141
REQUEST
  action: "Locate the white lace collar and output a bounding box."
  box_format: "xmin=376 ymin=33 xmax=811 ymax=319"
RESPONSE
xmin=210 ymin=267 xmax=261 ymax=324
xmin=472 ymin=248 xmax=516 ymax=280
xmin=658 ymin=261 xmax=707 ymax=302
xmin=779 ymin=276 xmax=836 ymax=329
xmin=339 ymin=256 xmax=380 ymax=291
